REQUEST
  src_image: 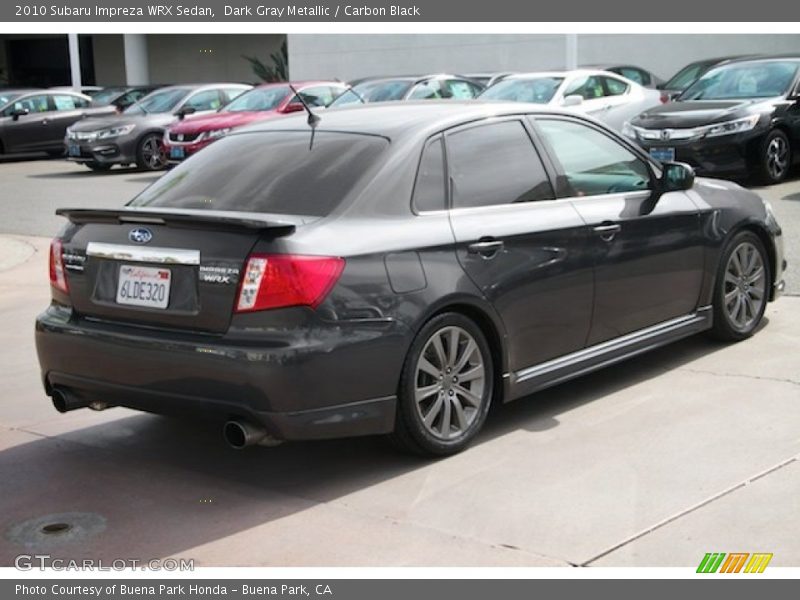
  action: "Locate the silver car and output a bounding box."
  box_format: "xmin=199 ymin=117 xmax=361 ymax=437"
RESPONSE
xmin=479 ymin=69 xmax=662 ymax=132
xmin=64 ymin=83 xmax=251 ymax=171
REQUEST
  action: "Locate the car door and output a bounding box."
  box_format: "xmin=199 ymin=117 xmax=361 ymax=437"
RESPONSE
xmin=0 ymin=93 xmax=54 ymax=152
xmin=533 ymin=116 xmax=705 ymax=345
xmin=445 ymin=118 xmax=595 ymax=373
xmin=597 ymin=75 xmax=638 ymax=131
xmin=562 ymin=74 xmax=609 ymax=117
xmin=48 ymin=94 xmax=92 ymax=148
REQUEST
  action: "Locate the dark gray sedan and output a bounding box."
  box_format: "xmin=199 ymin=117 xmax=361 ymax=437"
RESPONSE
xmin=64 ymin=83 xmax=251 ymax=171
xmin=0 ymin=89 xmax=115 ymax=156
xmin=36 ymin=102 xmax=785 ymax=456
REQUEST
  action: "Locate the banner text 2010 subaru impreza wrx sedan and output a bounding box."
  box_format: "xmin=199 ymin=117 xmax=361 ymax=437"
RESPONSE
xmin=35 ymin=102 xmax=785 ymax=456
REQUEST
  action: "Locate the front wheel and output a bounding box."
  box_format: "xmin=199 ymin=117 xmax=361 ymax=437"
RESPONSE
xmin=710 ymin=231 xmax=770 ymax=342
xmin=136 ymin=133 xmax=167 ymax=171
xmin=755 ymin=129 xmax=791 ymax=185
xmin=390 ymin=313 xmax=494 ymax=456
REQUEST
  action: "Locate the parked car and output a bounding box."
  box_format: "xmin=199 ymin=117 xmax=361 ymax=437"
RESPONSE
xmin=659 ymin=56 xmax=755 ymax=102
xmin=328 ymin=74 xmax=484 ymax=107
xmin=581 ymin=64 xmax=665 ymax=89
xmin=164 ymin=81 xmax=347 ymax=163
xmin=0 ymin=89 xmax=116 ymax=156
xmin=37 ymin=102 xmax=784 ymax=456
xmin=87 ymin=85 xmax=165 ymax=112
xmin=64 ymin=83 xmax=251 ymax=171
xmin=479 ymin=70 xmax=661 ymax=132
xmin=623 ymin=56 xmax=800 ymax=184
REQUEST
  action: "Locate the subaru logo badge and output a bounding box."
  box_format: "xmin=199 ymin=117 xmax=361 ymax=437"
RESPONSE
xmin=128 ymin=227 xmax=153 ymax=244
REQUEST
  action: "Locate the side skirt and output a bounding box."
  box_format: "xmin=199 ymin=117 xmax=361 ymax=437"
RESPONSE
xmin=508 ymin=307 xmax=713 ymax=401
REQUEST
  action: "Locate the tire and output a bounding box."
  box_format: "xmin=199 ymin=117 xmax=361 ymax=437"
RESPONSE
xmin=754 ymin=129 xmax=791 ymax=185
xmin=85 ymin=161 xmax=112 ymax=172
xmin=390 ymin=312 xmax=494 ymax=456
xmin=709 ymin=231 xmax=770 ymax=342
xmin=136 ymin=133 xmax=167 ymax=171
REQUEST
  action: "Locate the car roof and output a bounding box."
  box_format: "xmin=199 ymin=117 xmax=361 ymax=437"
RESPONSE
xmin=353 ymin=74 xmax=473 ymax=85
xmin=722 ymin=54 xmax=800 ymax=65
xmin=504 ymin=69 xmax=625 ymax=80
xmin=242 ymin=100 xmax=587 ymax=141
xmin=157 ymin=83 xmax=252 ymax=93
xmin=253 ymin=80 xmax=346 ymax=89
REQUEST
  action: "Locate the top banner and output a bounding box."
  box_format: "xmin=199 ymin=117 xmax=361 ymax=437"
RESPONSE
xmin=2 ymin=0 xmax=800 ymax=22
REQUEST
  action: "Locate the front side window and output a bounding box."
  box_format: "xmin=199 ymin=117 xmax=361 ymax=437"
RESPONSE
xmin=441 ymin=80 xmax=482 ymax=99
xmin=536 ymin=118 xmax=651 ymax=197
xmin=446 ymin=120 xmax=554 ymax=209
xmin=292 ymin=86 xmax=339 ymax=108
xmin=6 ymin=94 xmax=50 ymax=115
xmin=564 ymin=75 xmax=606 ymax=100
xmin=183 ymin=89 xmax=223 ymax=112
xmin=413 ymin=137 xmax=446 ymax=212
xmin=130 ymin=131 xmax=389 ymax=217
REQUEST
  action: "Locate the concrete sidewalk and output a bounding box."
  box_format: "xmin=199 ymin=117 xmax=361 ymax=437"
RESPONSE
xmin=0 ymin=235 xmax=798 ymax=567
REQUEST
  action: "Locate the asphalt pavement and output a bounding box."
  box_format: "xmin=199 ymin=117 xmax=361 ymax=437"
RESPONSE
xmin=0 ymin=157 xmax=798 ymax=567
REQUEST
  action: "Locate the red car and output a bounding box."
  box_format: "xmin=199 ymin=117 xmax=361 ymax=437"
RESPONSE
xmin=164 ymin=81 xmax=347 ymax=162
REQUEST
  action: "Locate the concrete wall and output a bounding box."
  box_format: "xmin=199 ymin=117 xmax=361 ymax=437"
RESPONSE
xmin=288 ymin=34 xmax=800 ymax=82
xmin=90 ymin=34 xmax=285 ymax=85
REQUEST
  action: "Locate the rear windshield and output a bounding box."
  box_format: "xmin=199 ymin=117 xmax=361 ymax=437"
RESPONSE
xmin=129 ymin=131 xmax=389 ymax=216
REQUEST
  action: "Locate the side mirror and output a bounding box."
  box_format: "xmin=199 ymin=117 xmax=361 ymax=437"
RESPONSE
xmin=282 ymin=102 xmax=305 ymax=114
xmin=176 ymin=106 xmax=197 ymax=120
xmin=562 ymin=95 xmax=583 ymax=107
xmin=661 ymin=161 xmax=695 ymax=192
xmin=11 ymin=108 xmax=30 ymax=121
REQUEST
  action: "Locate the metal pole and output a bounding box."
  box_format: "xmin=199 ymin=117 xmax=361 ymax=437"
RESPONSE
xmin=67 ymin=33 xmax=82 ymax=89
xmin=123 ymin=34 xmax=150 ymax=86
xmin=565 ymin=33 xmax=578 ymax=70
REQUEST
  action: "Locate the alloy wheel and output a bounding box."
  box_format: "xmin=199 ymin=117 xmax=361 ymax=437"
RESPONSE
xmin=766 ymin=135 xmax=789 ymax=181
xmin=141 ymin=136 xmax=166 ymax=169
xmin=723 ymin=241 xmax=767 ymax=332
xmin=414 ymin=326 xmax=486 ymax=441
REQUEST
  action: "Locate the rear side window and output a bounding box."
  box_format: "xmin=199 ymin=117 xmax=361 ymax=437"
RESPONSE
xmin=603 ymin=77 xmax=629 ymax=96
xmin=446 ymin=120 xmax=554 ymax=209
xmin=413 ymin=137 xmax=446 ymax=212
xmin=130 ymin=131 xmax=389 ymax=217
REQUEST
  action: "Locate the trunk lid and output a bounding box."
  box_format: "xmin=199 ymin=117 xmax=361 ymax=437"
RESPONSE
xmin=57 ymin=207 xmax=304 ymax=333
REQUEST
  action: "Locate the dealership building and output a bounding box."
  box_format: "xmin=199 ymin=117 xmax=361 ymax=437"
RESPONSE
xmin=1 ymin=33 xmax=800 ymax=88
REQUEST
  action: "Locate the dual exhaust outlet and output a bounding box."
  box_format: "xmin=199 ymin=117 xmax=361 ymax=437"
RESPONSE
xmin=49 ymin=386 xmax=279 ymax=450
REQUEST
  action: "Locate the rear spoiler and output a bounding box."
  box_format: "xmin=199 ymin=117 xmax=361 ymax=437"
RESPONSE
xmin=55 ymin=208 xmax=297 ymax=236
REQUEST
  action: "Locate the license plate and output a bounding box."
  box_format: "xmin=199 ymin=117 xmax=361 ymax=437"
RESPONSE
xmin=649 ymin=147 xmax=675 ymax=163
xmin=116 ymin=265 xmax=171 ymax=309
xmin=169 ymin=146 xmax=185 ymax=159
xmin=68 ymin=144 xmax=81 ymax=157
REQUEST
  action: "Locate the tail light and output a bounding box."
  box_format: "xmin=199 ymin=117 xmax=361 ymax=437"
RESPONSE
xmin=49 ymin=238 xmax=69 ymax=294
xmin=235 ymin=254 xmax=344 ymax=313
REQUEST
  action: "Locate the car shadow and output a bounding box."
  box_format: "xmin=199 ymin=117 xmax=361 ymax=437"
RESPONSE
xmin=0 ymin=324 xmax=751 ymax=565
xmin=27 ymin=166 xmax=149 ymax=179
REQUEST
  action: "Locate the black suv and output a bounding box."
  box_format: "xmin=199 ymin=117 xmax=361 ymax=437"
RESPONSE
xmin=624 ymin=56 xmax=800 ymax=184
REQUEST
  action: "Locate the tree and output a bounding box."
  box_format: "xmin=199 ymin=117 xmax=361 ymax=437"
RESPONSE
xmin=242 ymin=39 xmax=288 ymax=83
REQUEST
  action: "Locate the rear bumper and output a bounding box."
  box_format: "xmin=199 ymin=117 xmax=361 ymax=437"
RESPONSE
xmin=35 ymin=305 xmax=407 ymax=440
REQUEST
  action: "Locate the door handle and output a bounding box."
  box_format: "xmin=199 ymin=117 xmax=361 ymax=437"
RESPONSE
xmin=467 ymin=239 xmax=504 ymax=258
xmin=593 ymin=223 xmax=621 ymax=242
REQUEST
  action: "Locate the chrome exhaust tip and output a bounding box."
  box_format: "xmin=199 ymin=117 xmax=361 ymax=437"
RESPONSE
xmin=223 ymin=420 xmax=281 ymax=449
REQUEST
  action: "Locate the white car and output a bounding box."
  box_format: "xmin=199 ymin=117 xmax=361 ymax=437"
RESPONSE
xmin=479 ymin=69 xmax=662 ymax=132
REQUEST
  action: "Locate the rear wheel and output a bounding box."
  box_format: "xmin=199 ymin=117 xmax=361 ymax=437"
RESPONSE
xmin=755 ymin=129 xmax=791 ymax=185
xmin=390 ymin=312 xmax=494 ymax=456
xmin=136 ymin=133 xmax=167 ymax=171
xmin=710 ymin=231 xmax=770 ymax=341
